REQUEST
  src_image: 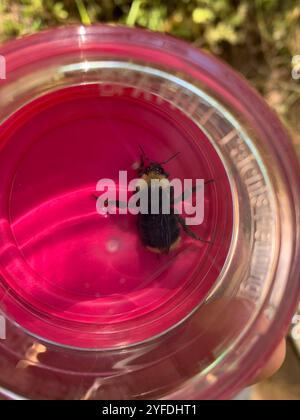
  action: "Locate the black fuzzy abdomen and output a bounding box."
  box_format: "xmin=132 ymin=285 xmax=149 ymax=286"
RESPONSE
xmin=138 ymin=213 xmax=180 ymax=252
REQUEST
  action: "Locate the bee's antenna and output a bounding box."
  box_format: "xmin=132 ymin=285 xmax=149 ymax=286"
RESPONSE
xmin=160 ymin=152 xmax=180 ymax=165
xmin=139 ymin=145 xmax=149 ymax=161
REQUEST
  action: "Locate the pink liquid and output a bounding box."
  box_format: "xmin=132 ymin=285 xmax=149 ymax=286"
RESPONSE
xmin=0 ymin=84 xmax=233 ymax=349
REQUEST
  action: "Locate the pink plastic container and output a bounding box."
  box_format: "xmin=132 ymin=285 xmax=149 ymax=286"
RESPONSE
xmin=0 ymin=26 xmax=299 ymax=400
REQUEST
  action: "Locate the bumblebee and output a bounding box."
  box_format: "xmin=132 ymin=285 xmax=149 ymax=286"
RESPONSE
xmin=104 ymin=148 xmax=213 ymax=254
xmin=136 ymin=149 xmax=213 ymax=253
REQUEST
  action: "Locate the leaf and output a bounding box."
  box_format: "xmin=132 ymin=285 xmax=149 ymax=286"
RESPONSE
xmin=206 ymin=22 xmax=240 ymax=45
xmin=192 ymin=7 xmax=215 ymax=24
xmin=53 ymin=2 xmax=69 ymax=20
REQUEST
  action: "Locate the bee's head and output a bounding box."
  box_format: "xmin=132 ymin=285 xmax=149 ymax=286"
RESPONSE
xmin=143 ymin=162 xmax=168 ymax=178
xmin=138 ymin=147 xmax=180 ymax=179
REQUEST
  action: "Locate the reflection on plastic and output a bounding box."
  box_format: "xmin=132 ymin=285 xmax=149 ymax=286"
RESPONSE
xmin=0 ymin=298 xmax=257 ymax=400
xmin=16 ymin=343 xmax=47 ymax=370
xmin=0 ymin=315 xmax=5 ymax=340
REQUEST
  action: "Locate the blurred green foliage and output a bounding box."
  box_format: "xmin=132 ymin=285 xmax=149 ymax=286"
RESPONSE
xmin=0 ymin=1 xmax=299 ymax=54
xmin=0 ymin=0 xmax=299 ymax=136
xmin=0 ymin=1 xmax=298 ymax=56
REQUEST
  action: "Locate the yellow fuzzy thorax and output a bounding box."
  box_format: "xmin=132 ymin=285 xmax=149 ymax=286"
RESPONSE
xmin=142 ymin=172 xmax=166 ymax=184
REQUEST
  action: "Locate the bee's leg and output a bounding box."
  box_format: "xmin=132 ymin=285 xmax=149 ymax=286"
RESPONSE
xmin=176 ymin=215 xmax=211 ymax=244
xmin=173 ymin=179 xmax=214 ymax=204
xmin=169 ymin=186 xmax=175 ymax=205
xmin=204 ymin=179 xmax=215 ymax=187
xmin=107 ymin=200 xmax=128 ymax=209
xmin=94 ymin=195 xmax=128 ymax=209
